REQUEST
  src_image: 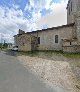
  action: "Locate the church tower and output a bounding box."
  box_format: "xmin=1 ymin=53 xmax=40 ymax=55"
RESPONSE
xmin=67 ymin=0 xmax=80 ymax=44
xmin=66 ymin=0 xmax=79 ymax=24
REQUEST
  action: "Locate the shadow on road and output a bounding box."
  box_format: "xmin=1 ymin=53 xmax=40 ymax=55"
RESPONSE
xmin=4 ymin=50 xmax=18 ymax=57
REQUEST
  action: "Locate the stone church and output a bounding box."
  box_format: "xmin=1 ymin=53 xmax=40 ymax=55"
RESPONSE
xmin=14 ymin=0 xmax=80 ymax=52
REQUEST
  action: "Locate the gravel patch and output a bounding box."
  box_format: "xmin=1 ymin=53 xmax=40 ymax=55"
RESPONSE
xmin=17 ymin=53 xmax=80 ymax=92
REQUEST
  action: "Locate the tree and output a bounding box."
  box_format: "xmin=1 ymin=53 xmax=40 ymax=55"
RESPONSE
xmin=3 ymin=43 xmax=8 ymax=48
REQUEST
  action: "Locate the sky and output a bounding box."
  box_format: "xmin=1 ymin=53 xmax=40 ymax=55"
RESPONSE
xmin=0 ymin=0 xmax=68 ymax=43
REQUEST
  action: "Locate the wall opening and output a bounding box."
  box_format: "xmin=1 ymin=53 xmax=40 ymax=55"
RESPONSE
xmin=38 ymin=37 xmax=40 ymax=44
xmin=70 ymin=42 xmax=71 ymax=45
xmin=55 ymin=35 xmax=58 ymax=43
xmin=71 ymin=2 xmax=72 ymax=11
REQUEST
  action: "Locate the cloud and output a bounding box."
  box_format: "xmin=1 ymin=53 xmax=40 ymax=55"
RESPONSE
xmin=0 ymin=0 xmax=68 ymax=43
xmin=45 ymin=0 xmax=53 ymax=9
xmin=24 ymin=0 xmax=53 ymax=20
xmin=0 ymin=5 xmax=37 ymax=43
xmin=36 ymin=0 xmax=68 ymax=29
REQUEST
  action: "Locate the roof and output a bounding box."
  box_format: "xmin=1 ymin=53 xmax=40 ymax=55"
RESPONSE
xmin=14 ymin=23 xmax=75 ymax=37
xmin=27 ymin=23 xmax=75 ymax=34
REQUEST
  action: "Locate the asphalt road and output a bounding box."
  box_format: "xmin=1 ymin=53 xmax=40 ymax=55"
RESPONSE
xmin=0 ymin=50 xmax=55 ymax=92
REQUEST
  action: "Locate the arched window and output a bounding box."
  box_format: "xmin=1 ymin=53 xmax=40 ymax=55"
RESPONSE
xmin=55 ymin=35 xmax=58 ymax=43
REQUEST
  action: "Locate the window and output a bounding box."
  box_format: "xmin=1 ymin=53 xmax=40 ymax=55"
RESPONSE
xmin=69 ymin=7 xmax=70 ymax=15
xmin=38 ymin=37 xmax=40 ymax=44
xmin=70 ymin=42 xmax=71 ymax=45
xmin=55 ymin=35 xmax=58 ymax=43
xmin=71 ymin=2 xmax=72 ymax=11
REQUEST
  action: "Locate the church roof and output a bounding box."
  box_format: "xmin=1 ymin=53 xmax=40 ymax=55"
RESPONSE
xmin=27 ymin=23 xmax=75 ymax=34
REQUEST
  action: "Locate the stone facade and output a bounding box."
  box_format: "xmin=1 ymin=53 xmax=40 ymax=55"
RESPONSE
xmin=14 ymin=33 xmax=37 ymax=51
xmin=67 ymin=0 xmax=79 ymax=24
xmin=29 ymin=24 xmax=74 ymax=51
xmin=14 ymin=0 xmax=80 ymax=53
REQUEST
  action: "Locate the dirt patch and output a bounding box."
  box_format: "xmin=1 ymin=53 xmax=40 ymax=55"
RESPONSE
xmin=17 ymin=52 xmax=80 ymax=92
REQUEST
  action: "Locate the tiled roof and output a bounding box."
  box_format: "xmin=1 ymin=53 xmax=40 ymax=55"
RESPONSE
xmin=27 ymin=23 xmax=75 ymax=34
xmin=14 ymin=23 xmax=75 ymax=37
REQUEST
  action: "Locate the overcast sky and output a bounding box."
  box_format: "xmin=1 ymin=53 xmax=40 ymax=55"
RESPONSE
xmin=0 ymin=0 xmax=68 ymax=43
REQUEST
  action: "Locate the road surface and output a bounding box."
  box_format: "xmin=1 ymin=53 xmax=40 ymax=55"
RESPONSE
xmin=0 ymin=50 xmax=55 ymax=92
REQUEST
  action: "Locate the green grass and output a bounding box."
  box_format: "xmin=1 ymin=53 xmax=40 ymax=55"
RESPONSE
xmin=63 ymin=53 xmax=80 ymax=58
xmin=17 ymin=50 xmax=80 ymax=58
xmin=17 ymin=50 xmax=38 ymax=56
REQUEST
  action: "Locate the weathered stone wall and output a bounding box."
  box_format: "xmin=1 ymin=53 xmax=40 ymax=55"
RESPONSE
xmin=62 ymin=39 xmax=80 ymax=53
xmin=18 ymin=44 xmax=31 ymax=51
xmin=16 ymin=33 xmax=38 ymax=51
xmin=63 ymin=45 xmax=80 ymax=53
xmin=31 ymin=36 xmax=38 ymax=51
xmin=30 ymin=25 xmax=74 ymax=51
xmin=75 ymin=11 xmax=80 ymax=45
xmin=17 ymin=34 xmax=32 ymax=51
xmin=63 ymin=0 xmax=80 ymax=52
xmin=39 ymin=27 xmax=73 ymax=51
xmin=63 ymin=40 xmax=78 ymax=47
xmin=67 ymin=0 xmax=78 ymax=24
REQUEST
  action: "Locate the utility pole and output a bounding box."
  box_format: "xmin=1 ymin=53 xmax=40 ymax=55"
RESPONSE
xmin=0 ymin=33 xmax=3 ymax=49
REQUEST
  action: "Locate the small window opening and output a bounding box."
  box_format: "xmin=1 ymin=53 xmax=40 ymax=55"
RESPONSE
xmin=55 ymin=35 xmax=58 ymax=43
xmin=70 ymin=42 xmax=71 ymax=45
xmin=69 ymin=7 xmax=70 ymax=15
xmin=71 ymin=2 xmax=72 ymax=11
xmin=38 ymin=37 xmax=40 ymax=44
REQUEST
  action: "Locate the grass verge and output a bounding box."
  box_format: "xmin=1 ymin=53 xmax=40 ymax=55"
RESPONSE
xmin=17 ymin=50 xmax=80 ymax=58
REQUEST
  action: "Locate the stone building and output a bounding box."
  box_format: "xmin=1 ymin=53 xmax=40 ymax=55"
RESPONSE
xmin=14 ymin=0 xmax=80 ymax=52
xmin=14 ymin=29 xmax=38 ymax=51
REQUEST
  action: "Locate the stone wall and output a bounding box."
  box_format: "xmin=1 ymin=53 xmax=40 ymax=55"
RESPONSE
xmin=62 ymin=39 xmax=80 ymax=53
xmin=63 ymin=45 xmax=80 ymax=53
xmin=76 ymin=11 xmax=80 ymax=45
xmin=67 ymin=0 xmax=79 ymax=24
xmin=15 ymin=33 xmax=38 ymax=51
xmin=31 ymin=36 xmax=38 ymax=51
xmin=18 ymin=34 xmax=32 ymax=51
xmin=30 ymin=25 xmax=74 ymax=51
